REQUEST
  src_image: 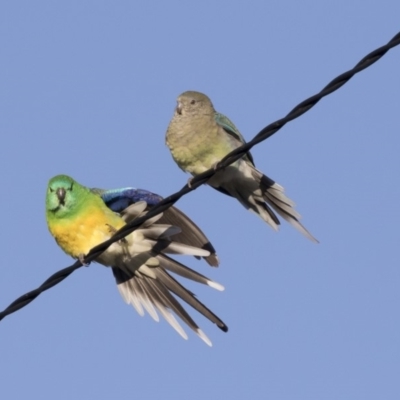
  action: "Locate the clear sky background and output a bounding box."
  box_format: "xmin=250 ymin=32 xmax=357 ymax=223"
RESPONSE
xmin=1 ymin=2 xmax=400 ymax=399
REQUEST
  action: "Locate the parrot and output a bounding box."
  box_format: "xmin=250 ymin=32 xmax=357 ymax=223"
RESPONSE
xmin=166 ymin=90 xmax=317 ymax=242
xmin=45 ymin=174 xmax=227 ymax=345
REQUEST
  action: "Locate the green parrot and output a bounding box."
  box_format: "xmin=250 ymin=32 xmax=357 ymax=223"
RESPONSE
xmin=45 ymin=174 xmax=227 ymax=345
xmin=166 ymin=90 xmax=317 ymax=242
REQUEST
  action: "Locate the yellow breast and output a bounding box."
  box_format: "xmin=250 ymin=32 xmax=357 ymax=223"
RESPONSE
xmin=48 ymin=205 xmax=125 ymax=258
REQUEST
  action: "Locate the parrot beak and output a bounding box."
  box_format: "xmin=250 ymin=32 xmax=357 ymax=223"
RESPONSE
xmin=176 ymin=101 xmax=182 ymax=115
xmin=56 ymin=187 xmax=66 ymax=205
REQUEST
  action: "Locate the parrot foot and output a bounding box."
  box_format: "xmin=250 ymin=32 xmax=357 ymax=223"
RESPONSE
xmin=107 ymin=224 xmax=127 ymax=244
xmin=187 ymin=176 xmax=194 ymax=188
xmin=212 ymin=161 xmax=222 ymax=171
xmin=78 ymin=254 xmax=90 ymax=266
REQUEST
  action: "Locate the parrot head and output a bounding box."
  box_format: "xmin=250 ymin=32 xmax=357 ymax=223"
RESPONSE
xmin=46 ymin=175 xmax=83 ymax=219
xmin=175 ymin=91 xmax=215 ymax=117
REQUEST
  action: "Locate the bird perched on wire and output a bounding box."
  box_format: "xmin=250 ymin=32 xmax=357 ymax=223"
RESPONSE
xmin=45 ymin=174 xmax=227 ymax=345
xmin=166 ymin=90 xmax=317 ymax=242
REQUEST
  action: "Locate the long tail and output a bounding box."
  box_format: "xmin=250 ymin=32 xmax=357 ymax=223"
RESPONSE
xmin=109 ymin=201 xmax=227 ymax=345
xmin=112 ymin=256 xmax=227 ymax=346
xmin=259 ymin=172 xmax=318 ymax=242
xmin=228 ymin=164 xmax=318 ymax=242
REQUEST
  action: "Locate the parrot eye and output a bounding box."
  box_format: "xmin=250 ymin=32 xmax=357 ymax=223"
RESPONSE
xmin=49 ymin=187 xmax=54 ymax=193
xmin=190 ymin=100 xmax=196 ymax=105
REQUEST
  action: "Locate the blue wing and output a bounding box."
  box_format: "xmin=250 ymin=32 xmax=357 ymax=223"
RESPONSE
xmin=91 ymin=187 xmax=163 ymax=213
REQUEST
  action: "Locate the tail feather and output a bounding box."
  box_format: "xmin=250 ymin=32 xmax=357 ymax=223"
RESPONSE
xmin=259 ymin=175 xmax=296 ymax=207
xmin=262 ymin=187 xmax=301 ymax=220
xmin=153 ymin=266 xmax=227 ymax=332
xmin=112 ymin=263 xmax=225 ymax=346
xmin=144 ymin=278 xmax=190 ymax=341
xmin=159 ymin=254 xmax=224 ymax=291
xmin=110 ymin=206 xmax=227 ymax=344
xmin=258 ymin=171 xmax=318 ymax=243
xmin=133 ymin=278 xmax=159 ymax=321
xmin=148 ymin=275 xmax=212 ymax=346
xmin=267 ymin=200 xmax=318 ymax=243
xmin=227 ymin=163 xmax=318 ymax=242
xmin=233 ymin=187 xmax=280 ymax=231
xmin=147 ymin=239 xmax=211 ymax=258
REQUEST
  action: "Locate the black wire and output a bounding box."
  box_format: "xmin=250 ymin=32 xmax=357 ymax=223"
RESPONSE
xmin=1 ymin=31 xmax=399 ymax=322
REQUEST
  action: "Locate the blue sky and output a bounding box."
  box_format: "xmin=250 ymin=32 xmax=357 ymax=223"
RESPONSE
xmin=1 ymin=2 xmax=400 ymax=399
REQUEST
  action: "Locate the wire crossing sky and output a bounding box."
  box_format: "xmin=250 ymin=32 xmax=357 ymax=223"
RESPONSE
xmin=1 ymin=2 xmax=400 ymax=400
